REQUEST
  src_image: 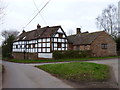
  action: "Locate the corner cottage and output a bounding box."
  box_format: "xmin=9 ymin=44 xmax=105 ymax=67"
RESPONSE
xmin=12 ymin=25 xmax=68 ymax=59
xmin=68 ymin=28 xmax=117 ymax=57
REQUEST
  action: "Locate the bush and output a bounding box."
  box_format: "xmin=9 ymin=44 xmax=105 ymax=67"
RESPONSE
xmin=53 ymin=50 xmax=91 ymax=59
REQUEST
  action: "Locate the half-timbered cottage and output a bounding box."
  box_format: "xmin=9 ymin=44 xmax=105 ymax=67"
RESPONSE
xmin=12 ymin=25 xmax=68 ymax=59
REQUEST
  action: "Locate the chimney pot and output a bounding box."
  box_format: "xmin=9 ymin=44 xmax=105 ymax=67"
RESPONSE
xmin=22 ymin=30 xmax=25 ymax=33
xmin=37 ymin=24 xmax=41 ymax=29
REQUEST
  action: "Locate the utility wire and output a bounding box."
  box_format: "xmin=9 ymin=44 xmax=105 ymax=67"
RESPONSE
xmin=21 ymin=0 xmax=47 ymax=29
xmin=23 ymin=0 xmax=51 ymax=29
xmin=32 ymin=0 xmax=47 ymax=25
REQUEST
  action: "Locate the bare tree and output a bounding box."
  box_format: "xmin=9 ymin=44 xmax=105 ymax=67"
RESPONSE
xmin=96 ymin=4 xmax=118 ymax=38
xmin=0 ymin=0 xmax=5 ymax=22
xmin=1 ymin=30 xmax=19 ymax=40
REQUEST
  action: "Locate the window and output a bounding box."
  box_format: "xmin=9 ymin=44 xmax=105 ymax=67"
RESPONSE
xmin=101 ymin=44 xmax=107 ymax=49
xmin=57 ymin=43 xmax=61 ymax=48
xmin=22 ymin=36 xmax=26 ymax=40
xmin=33 ymin=44 xmax=35 ymax=48
xmin=28 ymin=44 xmax=31 ymax=48
xmin=58 ymin=33 xmax=63 ymax=38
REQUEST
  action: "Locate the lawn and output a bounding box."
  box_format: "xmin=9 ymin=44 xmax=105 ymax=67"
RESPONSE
xmin=36 ymin=62 xmax=110 ymax=82
xmin=5 ymin=56 xmax=117 ymax=63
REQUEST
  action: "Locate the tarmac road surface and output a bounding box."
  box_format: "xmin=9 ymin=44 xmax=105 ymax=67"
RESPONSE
xmin=2 ymin=61 xmax=73 ymax=88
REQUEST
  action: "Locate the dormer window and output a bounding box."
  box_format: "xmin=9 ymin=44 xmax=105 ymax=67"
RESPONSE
xmin=17 ymin=38 xmax=19 ymax=41
xmin=22 ymin=36 xmax=26 ymax=40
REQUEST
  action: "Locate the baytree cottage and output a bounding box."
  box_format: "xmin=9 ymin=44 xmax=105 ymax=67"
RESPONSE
xmin=12 ymin=25 xmax=68 ymax=59
xmin=12 ymin=25 xmax=117 ymax=59
xmin=68 ymin=28 xmax=117 ymax=57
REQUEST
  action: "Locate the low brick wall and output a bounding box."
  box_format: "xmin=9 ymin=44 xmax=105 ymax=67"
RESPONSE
xmin=12 ymin=52 xmax=38 ymax=59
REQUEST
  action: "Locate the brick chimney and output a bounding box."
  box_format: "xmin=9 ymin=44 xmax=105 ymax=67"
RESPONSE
xmin=37 ymin=24 xmax=41 ymax=29
xmin=76 ymin=28 xmax=81 ymax=34
xmin=22 ymin=29 xmax=25 ymax=33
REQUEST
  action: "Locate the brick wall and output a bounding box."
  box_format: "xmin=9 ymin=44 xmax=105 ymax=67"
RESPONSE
xmin=72 ymin=45 xmax=90 ymax=51
xmin=12 ymin=52 xmax=38 ymax=59
xmin=91 ymin=32 xmax=117 ymax=57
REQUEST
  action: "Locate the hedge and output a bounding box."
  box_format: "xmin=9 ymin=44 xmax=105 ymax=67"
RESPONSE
xmin=53 ymin=50 xmax=92 ymax=59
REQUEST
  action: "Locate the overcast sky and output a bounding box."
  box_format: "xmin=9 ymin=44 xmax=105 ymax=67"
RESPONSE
xmin=0 ymin=0 xmax=119 ymax=44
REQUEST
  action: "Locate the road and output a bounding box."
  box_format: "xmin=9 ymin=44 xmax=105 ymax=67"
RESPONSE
xmin=87 ymin=58 xmax=118 ymax=83
xmin=2 ymin=58 xmax=119 ymax=88
xmin=2 ymin=61 xmax=73 ymax=88
xmin=24 ymin=58 xmax=119 ymax=83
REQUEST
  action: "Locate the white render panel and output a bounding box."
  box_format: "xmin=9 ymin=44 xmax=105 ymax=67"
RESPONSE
xmin=54 ymin=43 xmax=57 ymax=47
xmin=35 ymin=49 xmax=37 ymax=52
xmin=27 ymin=45 xmax=28 ymax=48
xmin=58 ymin=39 xmax=61 ymax=42
xmin=65 ymin=48 xmax=68 ymax=50
xmin=54 ymin=48 xmax=57 ymax=50
xmin=58 ymin=48 xmax=61 ymax=50
xmin=35 ymin=44 xmax=37 ymax=47
xmin=55 ymin=34 xmax=58 ymax=37
xmin=65 ymin=39 xmax=67 ymax=42
xmin=28 ymin=49 xmax=30 ymax=52
xmin=38 ymin=53 xmax=52 ymax=58
xmin=22 ymin=45 xmax=24 ymax=48
xmin=14 ymin=42 xmax=18 ymax=44
xmin=29 ymin=41 xmax=32 ymax=44
xmin=62 ymin=44 xmax=65 ymax=47
xmin=57 ymin=28 xmax=63 ymax=33
xmin=13 ymin=43 xmax=16 ymax=45
xmin=38 ymin=39 xmax=42 ymax=42
xmin=38 ymin=43 xmax=42 ymax=47
xmin=38 ymin=48 xmax=41 ymax=52
xmin=46 ymin=48 xmax=50 ymax=52
xmin=47 ymin=38 xmax=50 ymax=42
xmin=26 ymin=49 xmax=29 ymax=52
xmin=62 ymin=39 xmax=64 ymax=42
xmin=43 ymin=39 xmax=46 ymax=42
xmin=18 ymin=45 xmax=20 ymax=48
xmin=47 ymin=43 xmax=50 ymax=47
xmin=63 ymin=34 xmax=65 ymax=37
xmin=32 ymin=40 xmax=36 ymax=43
xmin=31 ymin=45 xmax=33 ymax=48
xmin=43 ymin=48 xmax=46 ymax=52
xmin=66 ymin=44 xmax=68 ymax=47
xmin=54 ymin=38 xmax=57 ymax=42
xmin=43 ymin=43 xmax=46 ymax=47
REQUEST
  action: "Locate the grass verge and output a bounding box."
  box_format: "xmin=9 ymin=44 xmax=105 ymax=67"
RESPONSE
xmin=4 ymin=56 xmax=118 ymax=63
xmin=35 ymin=62 xmax=110 ymax=82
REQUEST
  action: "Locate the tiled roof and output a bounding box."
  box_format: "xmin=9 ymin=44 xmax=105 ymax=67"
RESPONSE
xmin=14 ymin=26 xmax=61 ymax=41
xmin=68 ymin=31 xmax=104 ymax=45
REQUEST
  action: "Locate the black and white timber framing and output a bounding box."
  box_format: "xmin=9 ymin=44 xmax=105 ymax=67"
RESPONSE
xmin=12 ymin=25 xmax=68 ymax=58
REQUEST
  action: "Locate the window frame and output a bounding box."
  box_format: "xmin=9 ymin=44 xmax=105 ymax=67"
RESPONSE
xmin=101 ymin=44 xmax=107 ymax=49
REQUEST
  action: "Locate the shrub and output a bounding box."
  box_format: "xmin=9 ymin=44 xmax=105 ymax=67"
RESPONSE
xmin=53 ymin=50 xmax=92 ymax=59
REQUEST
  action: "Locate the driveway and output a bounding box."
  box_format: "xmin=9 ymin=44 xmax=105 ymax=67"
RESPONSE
xmin=2 ymin=61 xmax=73 ymax=88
